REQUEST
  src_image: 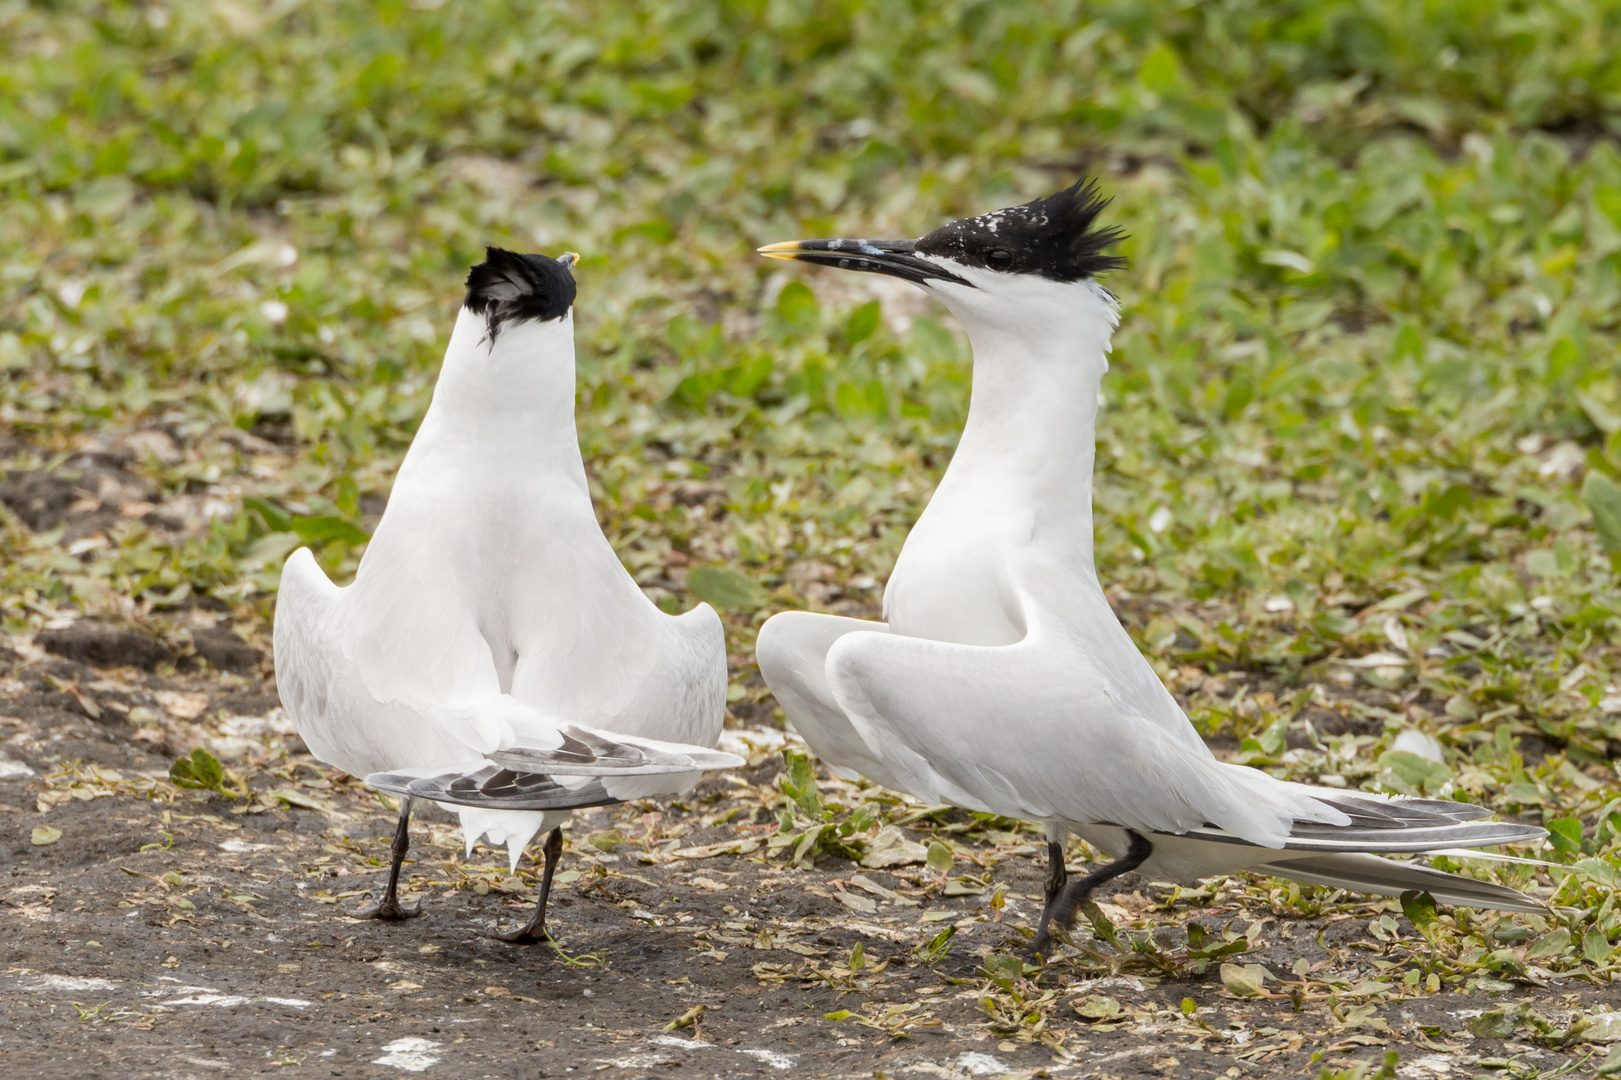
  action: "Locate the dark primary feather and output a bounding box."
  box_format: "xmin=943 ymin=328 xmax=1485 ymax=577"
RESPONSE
xmin=1305 ymin=792 xmax=1496 ymax=828
xmin=915 ymin=179 xmax=1129 ymax=282
xmin=1172 ymin=792 xmax=1546 ymax=854
xmin=463 ymin=247 xmax=577 ymax=339
xmin=490 ymin=725 xmax=707 ymax=776
xmin=367 ymin=765 xmax=622 ymax=812
xmin=366 ymin=728 xmax=742 ymax=809
xmin=1177 ymin=820 xmax=1547 ymax=854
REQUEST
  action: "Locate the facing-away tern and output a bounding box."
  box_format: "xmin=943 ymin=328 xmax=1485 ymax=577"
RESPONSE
xmin=274 ymin=248 xmax=741 ymax=944
xmin=754 ymin=182 xmax=1546 ymax=952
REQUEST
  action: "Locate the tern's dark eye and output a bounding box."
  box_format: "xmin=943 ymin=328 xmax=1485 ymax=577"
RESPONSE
xmin=988 ymin=248 xmax=1013 ymax=269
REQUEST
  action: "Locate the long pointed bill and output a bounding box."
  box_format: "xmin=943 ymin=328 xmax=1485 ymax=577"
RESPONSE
xmin=758 ymin=239 xmax=971 ymax=287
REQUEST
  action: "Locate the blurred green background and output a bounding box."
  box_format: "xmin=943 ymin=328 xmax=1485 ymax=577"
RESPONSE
xmin=3 ymin=0 xmax=1621 ymax=786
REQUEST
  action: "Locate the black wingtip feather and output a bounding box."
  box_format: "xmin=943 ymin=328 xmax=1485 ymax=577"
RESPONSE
xmin=367 ymin=766 xmax=622 ymax=812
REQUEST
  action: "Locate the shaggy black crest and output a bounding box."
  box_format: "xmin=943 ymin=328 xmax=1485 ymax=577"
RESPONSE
xmin=464 ymin=247 xmax=577 ymax=339
xmin=915 ymin=180 xmax=1128 ymax=282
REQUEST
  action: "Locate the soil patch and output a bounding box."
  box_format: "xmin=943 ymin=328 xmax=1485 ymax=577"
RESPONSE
xmin=37 ymin=620 xmax=176 ymax=671
xmin=1 ymin=650 xmax=1608 ymax=1080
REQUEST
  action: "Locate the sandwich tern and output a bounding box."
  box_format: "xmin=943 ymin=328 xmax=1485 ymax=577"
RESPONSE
xmin=275 ymin=248 xmax=741 ymax=944
xmin=754 ymin=182 xmax=1546 ymax=952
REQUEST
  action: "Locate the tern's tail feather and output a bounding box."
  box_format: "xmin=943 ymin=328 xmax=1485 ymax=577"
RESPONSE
xmin=1108 ymin=790 xmax=1547 ymax=912
xmin=1262 ymin=851 xmax=1547 ymax=913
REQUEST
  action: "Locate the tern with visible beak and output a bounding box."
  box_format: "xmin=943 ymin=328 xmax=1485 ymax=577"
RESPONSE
xmin=755 ymin=182 xmax=1545 ymax=952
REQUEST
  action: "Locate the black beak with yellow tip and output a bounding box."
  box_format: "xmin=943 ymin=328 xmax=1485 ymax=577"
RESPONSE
xmin=758 ymin=238 xmax=972 ymax=288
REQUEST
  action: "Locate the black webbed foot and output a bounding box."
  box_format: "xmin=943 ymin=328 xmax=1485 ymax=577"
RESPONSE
xmin=353 ymin=895 xmax=423 ymax=921
xmin=1031 ymin=831 xmax=1152 ymax=958
xmin=1042 ymin=839 xmax=1067 ymax=907
xmin=493 ymin=826 xmax=564 ymax=948
xmin=353 ymin=799 xmax=422 ymax=921
xmin=492 ymin=911 xmax=549 ymax=944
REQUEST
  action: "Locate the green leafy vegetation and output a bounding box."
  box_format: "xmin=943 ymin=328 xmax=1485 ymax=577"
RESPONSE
xmin=167 ymin=745 xmax=244 ymax=797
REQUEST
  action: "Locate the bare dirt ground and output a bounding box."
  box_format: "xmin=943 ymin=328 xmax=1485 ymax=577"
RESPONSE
xmin=1 ymin=451 xmax=1615 ymax=1080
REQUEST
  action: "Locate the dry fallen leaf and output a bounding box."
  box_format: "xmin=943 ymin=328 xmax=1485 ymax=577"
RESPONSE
xmin=153 ymin=690 xmax=210 ymax=720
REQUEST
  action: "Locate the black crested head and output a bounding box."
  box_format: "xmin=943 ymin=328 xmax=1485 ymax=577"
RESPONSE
xmin=914 ymin=180 xmax=1128 ymax=282
xmin=464 ymin=247 xmax=578 ymax=340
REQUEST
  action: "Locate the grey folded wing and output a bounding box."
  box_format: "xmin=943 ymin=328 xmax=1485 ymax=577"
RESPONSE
xmin=488 ymin=725 xmax=745 ymax=776
xmin=366 ymin=765 xmax=624 ymax=811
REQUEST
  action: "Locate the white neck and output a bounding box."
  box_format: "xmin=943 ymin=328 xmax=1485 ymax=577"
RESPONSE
xmin=415 ymin=307 xmax=580 ymax=455
xmin=883 ymin=273 xmax=1118 ymax=643
xmin=948 ymin=284 xmax=1114 ymax=567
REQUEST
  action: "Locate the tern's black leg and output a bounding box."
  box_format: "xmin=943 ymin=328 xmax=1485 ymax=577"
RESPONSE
xmin=353 ymin=798 xmax=423 ymax=920
xmin=1043 ymin=840 xmax=1067 ymax=908
xmin=494 ymin=826 xmax=564 ymax=944
xmin=1032 ymin=831 xmax=1151 ymax=957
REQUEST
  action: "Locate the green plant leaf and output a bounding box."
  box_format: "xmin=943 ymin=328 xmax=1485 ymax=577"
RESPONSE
xmin=775 ymin=281 xmax=819 ymax=333
xmin=242 ymin=496 xmax=292 ymax=532
xmin=845 ymin=301 xmax=881 ymax=345
xmin=779 ymin=749 xmax=822 ymax=818
xmin=1219 ymin=962 xmax=1267 ymax=998
xmin=1584 ymin=472 xmax=1621 ymax=554
xmin=1378 ymin=749 xmax=1452 ymax=793
xmin=290 ymin=516 xmax=370 ymax=547
xmin=1526 ymin=928 xmax=1568 ymax=959
xmin=1468 ymin=1007 xmax=1520 ymax=1039
xmin=981 ymin=953 xmax=1023 ymax=986
xmin=1399 ymin=889 xmax=1438 ymax=931
xmin=191 ymin=747 xmax=224 ymax=787
xmin=1079 ymin=899 xmax=1123 ymax=949
xmin=1584 ymin=926 xmax=1612 ymax=964
xmin=1596 ymin=185 xmax=1621 ymax=230
xmin=1547 ymin=817 xmax=1583 ymax=854
xmin=687 ymin=566 xmax=767 ymax=611
xmin=913 ymin=925 xmax=955 ymax=964
xmin=1577 ymin=858 xmax=1619 ymax=887
xmin=1073 ymin=994 xmax=1121 ymax=1021
xmin=170 ymin=747 xmax=229 ymax=794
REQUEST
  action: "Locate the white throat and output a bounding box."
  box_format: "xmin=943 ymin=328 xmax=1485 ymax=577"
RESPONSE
xmin=421 ymin=307 xmax=579 ymax=452
xmin=379 ymin=306 xmax=588 ymax=523
xmin=883 ymin=272 xmax=1119 ymax=645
